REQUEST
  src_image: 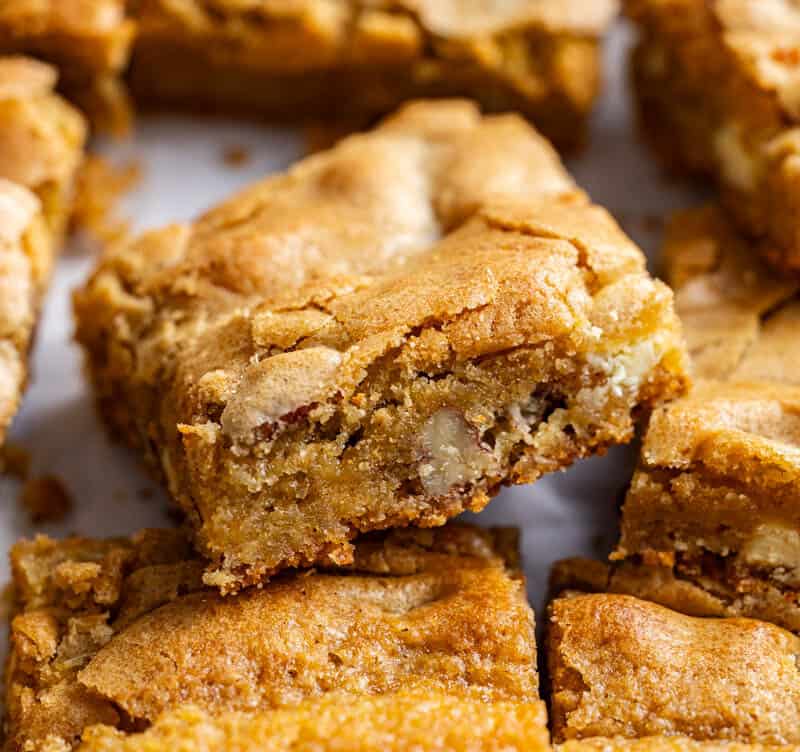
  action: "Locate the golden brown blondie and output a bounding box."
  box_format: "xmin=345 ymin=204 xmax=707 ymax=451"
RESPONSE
xmin=548 ymin=592 xmax=800 ymax=745
xmin=625 ymin=0 xmax=800 ymax=273
xmin=76 ymin=693 xmax=551 ymax=751
xmin=588 ymin=206 xmax=800 ymax=633
xmin=74 ymin=100 xmax=688 ymax=592
xmin=5 ymin=523 xmax=544 ymax=751
xmin=0 ymin=1 xmax=135 ymax=132
xmin=0 ymin=57 xmax=86 ymax=445
xmin=130 ymin=0 xmax=619 ymax=150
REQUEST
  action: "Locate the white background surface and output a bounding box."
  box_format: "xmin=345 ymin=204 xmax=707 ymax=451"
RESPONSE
xmin=0 ymin=21 xmax=704 ymax=636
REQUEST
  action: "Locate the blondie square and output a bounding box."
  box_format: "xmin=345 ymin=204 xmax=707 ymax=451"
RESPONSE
xmin=625 ymin=0 xmax=800 ymax=273
xmin=75 ymin=693 xmax=551 ymax=751
xmin=5 ymin=523 xmax=545 ymax=751
xmin=74 ymin=100 xmax=689 ymax=592
xmin=547 ymin=592 xmax=800 ymax=745
xmin=0 ymin=57 xmax=86 ymax=445
xmin=598 ymin=206 xmax=800 ymax=633
xmin=0 ymin=1 xmax=135 ymax=131
xmin=130 ymin=0 xmax=619 ymax=150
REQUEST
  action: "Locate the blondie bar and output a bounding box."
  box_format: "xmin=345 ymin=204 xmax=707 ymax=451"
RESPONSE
xmin=548 ymin=592 xmax=800 ymax=745
xmin=0 ymin=1 xmax=134 ymax=132
xmin=595 ymin=206 xmax=800 ymax=632
xmin=5 ymin=523 xmax=543 ymax=750
xmin=74 ymin=100 xmax=689 ymax=592
xmin=130 ymin=0 xmax=619 ymax=150
xmin=626 ymin=0 xmax=800 ymax=273
xmin=76 ymin=693 xmax=551 ymax=751
xmin=0 ymin=57 xmax=86 ymax=445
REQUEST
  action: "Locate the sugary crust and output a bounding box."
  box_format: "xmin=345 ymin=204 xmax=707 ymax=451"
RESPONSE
xmin=662 ymin=205 xmax=799 ymax=383
xmin=0 ymin=58 xmax=86 ymax=445
xmin=131 ymin=1 xmax=618 ymax=148
xmin=74 ymin=100 xmax=688 ymax=592
xmin=551 ymin=557 xmax=800 ymax=635
xmin=610 ymin=206 xmax=800 ymax=633
xmin=547 ymin=593 xmax=800 ymax=744
xmin=77 ymin=693 xmax=551 ymax=752
xmin=5 ymin=524 xmax=538 ymax=751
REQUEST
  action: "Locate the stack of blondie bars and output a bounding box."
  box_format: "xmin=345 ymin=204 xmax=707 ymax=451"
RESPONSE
xmin=1 ymin=0 xmax=799 ymax=749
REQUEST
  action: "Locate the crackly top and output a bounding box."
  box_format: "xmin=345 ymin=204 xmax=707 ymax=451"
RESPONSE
xmin=0 ymin=56 xmax=86 ymax=206
xmin=663 ymin=205 xmax=800 ymax=384
xmin=548 ymin=593 xmax=800 ymax=744
xmin=76 ymin=692 xmax=551 ymax=751
xmin=639 ymin=380 xmax=800 ymax=485
xmin=137 ymin=0 xmax=619 ymax=40
xmin=77 ymin=100 xmax=680 ymax=452
xmin=626 ymin=0 xmax=800 ymax=121
xmin=6 ymin=524 xmax=538 ymax=750
xmin=647 ymin=206 xmax=800 ymax=483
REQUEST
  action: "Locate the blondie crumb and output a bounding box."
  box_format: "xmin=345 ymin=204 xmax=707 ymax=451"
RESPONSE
xmin=5 ymin=524 xmax=542 ymax=751
xmin=75 ymin=100 xmax=689 ymax=592
xmin=221 ymin=145 xmax=250 ymax=169
xmin=1 ymin=441 xmax=29 ymax=479
xmin=20 ymin=475 xmax=73 ymax=524
xmin=71 ymin=155 xmax=141 ymax=246
xmin=548 ymin=592 xmax=800 ymax=745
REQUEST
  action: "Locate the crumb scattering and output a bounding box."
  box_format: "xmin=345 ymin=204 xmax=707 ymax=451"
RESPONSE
xmin=222 ymin=145 xmax=250 ymax=168
xmin=20 ymin=475 xmax=74 ymax=524
xmin=1 ymin=443 xmax=30 ymax=480
xmin=71 ymin=155 xmax=142 ymax=246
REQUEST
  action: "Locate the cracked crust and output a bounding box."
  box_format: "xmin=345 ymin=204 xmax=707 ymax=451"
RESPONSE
xmin=0 ymin=57 xmax=86 ymax=446
xmin=625 ymin=0 xmax=800 ymax=273
xmin=131 ymin=0 xmax=619 ymax=150
xmin=0 ymin=2 xmax=135 ymax=132
xmin=4 ymin=524 xmax=539 ymax=751
xmin=74 ymin=100 xmax=689 ymax=592
xmin=605 ymin=206 xmax=800 ymax=633
xmin=547 ymin=593 xmax=800 ymax=745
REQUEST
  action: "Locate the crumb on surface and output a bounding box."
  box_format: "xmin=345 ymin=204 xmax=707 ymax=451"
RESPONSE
xmin=1 ymin=443 xmax=30 ymax=480
xmin=20 ymin=475 xmax=74 ymax=524
xmin=70 ymin=154 xmax=142 ymax=246
xmin=222 ymin=145 xmax=250 ymax=168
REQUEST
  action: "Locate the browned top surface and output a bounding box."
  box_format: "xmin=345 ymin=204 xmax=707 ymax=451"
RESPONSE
xmin=548 ymin=593 xmax=800 ymax=745
xmin=77 ymin=692 xmax=551 ymax=751
xmin=7 ymin=524 xmax=538 ymax=750
xmin=76 ymin=99 xmax=680 ymax=452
